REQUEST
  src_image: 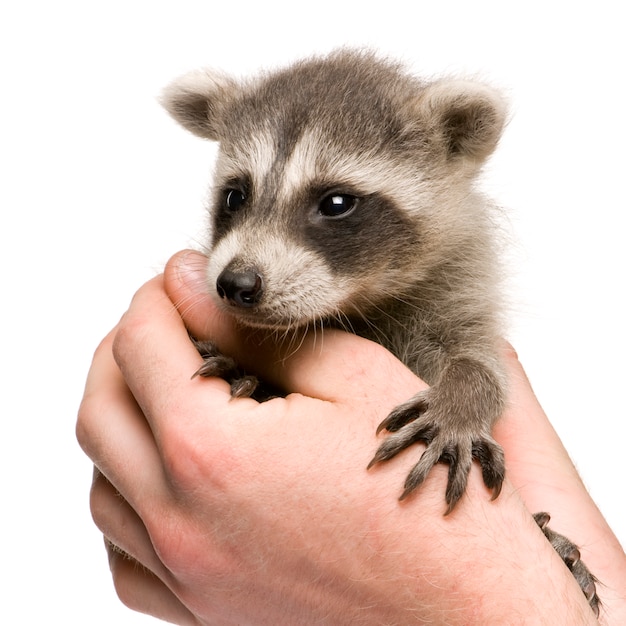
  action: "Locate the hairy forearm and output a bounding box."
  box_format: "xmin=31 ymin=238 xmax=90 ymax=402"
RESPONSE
xmin=496 ymin=352 xmax=626 ymax=625
xmin=344 ymin=462 xmax=599 ymax=625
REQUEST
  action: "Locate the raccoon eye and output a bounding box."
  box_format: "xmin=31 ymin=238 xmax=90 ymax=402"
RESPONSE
xmin=318 ymin=194 xmax=357 ymax=218
xmin=224 ymin=189 xmax=247 ymax=211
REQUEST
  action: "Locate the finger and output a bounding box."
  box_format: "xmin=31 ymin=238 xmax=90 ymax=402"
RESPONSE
xmin=77 ymin=328 xmax=171 ymax=514
xmin=109 ymin=273 xmax=258 ymax=505
xmin=164 ymin=250 xmax=425 ymax=404
xmin=107 ymin=548 xmax=196 ymax=626
xmin=90 ymin=468 xmax=168 ymax=580
xmin=162 ymin=248 xmax=238 ymax=341
xmin=112 ymin=274 xmax=235 ymax=435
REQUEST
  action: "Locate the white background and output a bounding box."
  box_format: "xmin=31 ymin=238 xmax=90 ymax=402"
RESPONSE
xmin=1 ymin=1 xmax=623 ymax=623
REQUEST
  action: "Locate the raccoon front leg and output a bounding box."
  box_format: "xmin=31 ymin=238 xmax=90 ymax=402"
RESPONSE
xmin=533 ymin=512 xmax=601 ymax=617
xmin=368 ymin=357 xmax=506 ymax=513
xmin=191 ymin=338 xmax=259 ymax=398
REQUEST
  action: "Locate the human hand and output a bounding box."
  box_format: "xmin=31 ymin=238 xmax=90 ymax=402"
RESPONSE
xmin=77 ymin=250 xmax=624 ymax=624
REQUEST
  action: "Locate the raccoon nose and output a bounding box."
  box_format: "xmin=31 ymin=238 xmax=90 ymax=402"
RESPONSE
xmin=216 ymin=268 xmax=264 ymax=308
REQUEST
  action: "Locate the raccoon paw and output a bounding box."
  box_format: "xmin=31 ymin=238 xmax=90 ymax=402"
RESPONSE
xmin=368 ymin=391 xmax=505 ymax=513
xmin=191 ymin=338 xmax=259 ymax=398
xmin=533 ymin=512 xmax=600 ymax=617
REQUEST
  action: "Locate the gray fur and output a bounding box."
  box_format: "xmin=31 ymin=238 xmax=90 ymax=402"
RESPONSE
xmin=162 ymin=49 xmax=598 ymax=612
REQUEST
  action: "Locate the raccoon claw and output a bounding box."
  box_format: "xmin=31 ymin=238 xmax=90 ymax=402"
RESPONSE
xmin=191 ymin=338 xmax=259 ymax=398
xmin=375 ymin=397 xmax=428 ymax=434
xmin=229 ymin=375 xmax=260 ymax=398
xmin=398 ymin=433 xmax=503 ymax=513
xmin=399 ymin=439 xmax=472 ymax=510
xmin=191 ymin=353 xmax=238 ymax=379
xmin=369 ymin=396 xmax=505 ymax=513
xmin=533 ymin=512 xmax=600 ymax=617
xmin=472 ymin=440 xmax=505 ymax=497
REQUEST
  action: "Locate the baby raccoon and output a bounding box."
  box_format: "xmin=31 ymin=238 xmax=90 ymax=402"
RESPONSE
xmin=162 ymin=49 xmax=598 ymax=614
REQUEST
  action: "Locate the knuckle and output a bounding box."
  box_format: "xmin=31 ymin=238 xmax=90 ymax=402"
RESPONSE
xmin=146 ymin=505 xmax=217 ymax=579
xmin=149 ymin=518 xmax=193 ymax=575
xmin=160 ymin=435 xmax=204 ymax=493
xmin=111 ymin=313 xmax=148 ymax=370
xmin=76 ymin=392 xmax=106 ymax=458
xmin=109 ymin=553 xmax=146 ymax=612
xmin=74 ymin=402 xmax=92 ymax=453
xmin=88 ymin=471 xmax=108 ymax=530
xmin=76 ymin=339 xmax=114 ymax=454
xmin=159 ymin=422 xmax=233 ymax=496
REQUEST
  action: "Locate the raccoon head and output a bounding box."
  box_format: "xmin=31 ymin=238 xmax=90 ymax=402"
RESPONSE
xmin=162 ymin=50 xmax=507 ymax=330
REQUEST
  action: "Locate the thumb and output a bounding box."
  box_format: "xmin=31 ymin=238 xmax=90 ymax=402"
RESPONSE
xmin=163 ymin=250 xmax=425 ymax=404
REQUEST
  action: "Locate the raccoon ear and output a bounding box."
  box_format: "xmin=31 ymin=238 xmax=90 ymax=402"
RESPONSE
xmin=160 ymin=69 xmax=238 ymax=140
xmin=419 ymin=80 xmax=507 ymax=162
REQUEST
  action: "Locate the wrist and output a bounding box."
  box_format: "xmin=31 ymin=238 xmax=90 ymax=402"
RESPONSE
xmin=360 ymin=463 xmax=598 ymax=624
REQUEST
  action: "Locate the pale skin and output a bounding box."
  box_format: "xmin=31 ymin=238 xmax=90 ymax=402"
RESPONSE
xmin=77 ymin=250 xmax=626 ymax=625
